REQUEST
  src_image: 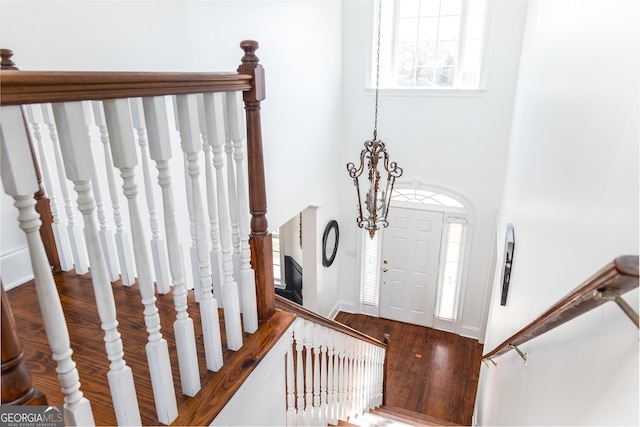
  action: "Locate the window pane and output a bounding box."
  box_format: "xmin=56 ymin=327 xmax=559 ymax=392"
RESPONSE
xmin=398 ymin=17 xmax=419 ymax=41
xmin=399 ymin=0 xmax=420 ymax=17
xmin=420 ymin=0 xmax=441 ymax=17
xmin=435 ymin=66 xmax=455 ymax=86
xmin=436 ymin=40 xmax=457 ymax=66
xmin=440 ymin=0 xmax=462 ymax=16
xmin=361 ymin=230 xmax=381 ymax=307
xmin=415 ymin=66 xmax=434 ymax=86
xmin=417 ymin=17 xmax=439 ymax=41
xmin=468 ymin=0 xmax=486 ymax=15
xmin=416 ymin=41 xmax=436 ymax=66
xmin=437 ymin=221 xmax=464 ymax=320
xmin=437 ymin=15 xmax=461 ymax=40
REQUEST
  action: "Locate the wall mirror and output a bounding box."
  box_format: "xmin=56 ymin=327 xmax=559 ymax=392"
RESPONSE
xmin=322 ymin=220 xmax=339 ymax=267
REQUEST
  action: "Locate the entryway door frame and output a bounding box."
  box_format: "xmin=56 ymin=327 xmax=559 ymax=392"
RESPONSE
xmin=357 ymin=182 xmax=474 ymax=335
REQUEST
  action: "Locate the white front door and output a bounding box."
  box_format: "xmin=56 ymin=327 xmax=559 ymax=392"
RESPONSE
xmin=379 ymin=207 xmax=443 ymax=327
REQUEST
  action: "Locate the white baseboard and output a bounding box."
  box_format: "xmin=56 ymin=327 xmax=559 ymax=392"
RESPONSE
xmin=0 ymin=247 xmax=34 ymax=290
xmin=460 ymin=324 xmax=481 ymax=341
xmin=327 ymin=300 xmax=356 ymax=320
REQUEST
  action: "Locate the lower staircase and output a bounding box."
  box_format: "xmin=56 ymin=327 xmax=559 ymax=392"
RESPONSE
xmin=337 ymin=405 xmax=460 ymax=426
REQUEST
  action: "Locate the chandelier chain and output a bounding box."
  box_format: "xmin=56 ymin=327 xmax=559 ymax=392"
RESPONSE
xmin=373 ymin=0 xmax=382 ymax=141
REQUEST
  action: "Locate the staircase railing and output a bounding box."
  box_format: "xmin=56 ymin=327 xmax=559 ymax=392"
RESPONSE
xmin=275 ymin=295 xmax=389 ymax=426
xmin=0 ymin=41 xmax=276 ymax=426
xmin=482 ymin=255 xmax=639 ymax=363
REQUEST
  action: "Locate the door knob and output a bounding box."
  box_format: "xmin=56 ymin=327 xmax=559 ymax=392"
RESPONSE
xmin=383 ymin=268 xmax=388 ymax=272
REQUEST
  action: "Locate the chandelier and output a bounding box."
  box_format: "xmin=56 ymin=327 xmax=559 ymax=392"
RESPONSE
xmin=346 ymin=0 xmax=403 ymax=239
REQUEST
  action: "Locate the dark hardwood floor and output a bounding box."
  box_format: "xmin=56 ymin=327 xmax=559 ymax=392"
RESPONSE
xmin=334 ymin=312 xmax=483 ymax=426
xmin=6 ymin=270 xmax=295 ymax=426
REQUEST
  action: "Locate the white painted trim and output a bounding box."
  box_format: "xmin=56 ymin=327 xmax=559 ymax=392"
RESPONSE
xmin=212 ymin=323 xmax=293 ymax=426
xmin=460 ymin=324 xmax=481 ymax=341
xmin=365 ymin=88 xmax=487 ymax=98
xmin=0 ymin=246 xmax=33 ymax=290
xmin=327 ymin=300 xmax=342 ymax=320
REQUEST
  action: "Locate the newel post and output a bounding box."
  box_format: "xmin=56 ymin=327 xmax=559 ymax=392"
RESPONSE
xmin=237 ymin=40 xmax=275 ymax=322
xmin=1 ymin=283 xmax=48 ymax=406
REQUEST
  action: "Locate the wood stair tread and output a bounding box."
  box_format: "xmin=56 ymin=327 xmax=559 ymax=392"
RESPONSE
xmin=370 ymin=405 xmax=462 ymax=426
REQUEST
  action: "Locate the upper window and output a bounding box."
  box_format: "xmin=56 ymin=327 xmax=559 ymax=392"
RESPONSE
xmin=374 ymin=0 xmax=487 ymax=89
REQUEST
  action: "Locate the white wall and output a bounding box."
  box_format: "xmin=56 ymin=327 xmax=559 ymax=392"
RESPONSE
xmin=337 ymin=0 xmax=528 ymax=339
xmin=0 ymin=1 xmax=344 ymax=301
xmin=476 ymin=0 xmax=639 ymax=425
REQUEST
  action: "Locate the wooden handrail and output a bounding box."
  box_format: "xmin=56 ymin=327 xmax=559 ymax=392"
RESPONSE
xmin=0 ymin=71 xmax=253 ymax=106
xmin=483 ymin=255 xmax=639 ymax=361
xmin=275 ymin=294 xmax=388 ymax=349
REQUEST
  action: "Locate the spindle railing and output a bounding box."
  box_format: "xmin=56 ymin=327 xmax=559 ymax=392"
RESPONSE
xmin=0 ymin=41 xmax=272 ymax=426
xmin=275 ymin=295 xmax=388 ymax=426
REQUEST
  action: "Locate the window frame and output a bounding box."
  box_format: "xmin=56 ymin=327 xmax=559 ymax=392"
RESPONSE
xmin=370 ymin=0 xmax=490 ymax=92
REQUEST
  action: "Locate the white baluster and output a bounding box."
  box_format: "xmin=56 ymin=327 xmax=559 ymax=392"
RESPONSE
xmin=312 ymin=324 xmax=321 ymax=426
xmin=319 ymin=327 xmax=328 ymax=426
xmin=143 ymin=95 xmax=201 ymax=397
xmin=294 ymin=319 xmax=305 ymax=426
xmin=327 ymin=330 xmax=337 ymax=425
xmin=40 ymin=104 xmax=89 ymax=275
xmin=336 ymin=334 xmax=347 ymax=420
xmin=24 ymin=105 xmax=74 ymax=272
xmin=197 ymin=95 xmax=224 ymax=306
xmin=225 ymin=91 xmax=258 ymax=333
xmin=1 ymin=106 xmax=95 ymax=426
xmin=77 ymin=103 xmax=120 ymax=283
xmin=130 ymin=98 xmax=171 ymax=295
xmin=173 ymin=97 xmax=200 ymax=299
xmin=103 ymin=99 xmax=178 ymax=424
xmin=304 ymin=321 xmax=313 ymax=426
xmin=51 ymin=101 xmax=141 ymax=426
xmin=183 ymin=154 xmax=201 ymax=300
xmin=286 ymin=328 xmax=296 ymax=426
xmin=202 ymin=92 xmax=243 ymax=351
xmin=175 ymin=94 xmax=224 ymax=370
xmin=91 ymin=102 xmax=136 ymax=286
xmin=222 ymin=95 xmax=241 ymax=285
xmin=377 ymin=347 xmax=385 ymax=406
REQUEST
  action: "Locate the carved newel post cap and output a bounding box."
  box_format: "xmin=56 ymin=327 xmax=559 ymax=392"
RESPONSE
xmin=240 ymin=40 xmax=260 ymax=63
xmin=1 ymin=48 xmax=18 ymax=70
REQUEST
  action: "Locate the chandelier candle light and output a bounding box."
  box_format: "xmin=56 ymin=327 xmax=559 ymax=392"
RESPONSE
xmin=347 ymin=0 xmax=403 ymax=239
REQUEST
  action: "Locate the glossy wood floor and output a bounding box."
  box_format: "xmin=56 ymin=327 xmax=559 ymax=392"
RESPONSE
xmin=334 ymin=312 xmax=483 ymax=426
xmin=6 ymin=270 xmax=295 ymax=426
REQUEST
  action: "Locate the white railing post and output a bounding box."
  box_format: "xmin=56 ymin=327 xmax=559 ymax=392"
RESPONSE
xmin=327 ymin=330 xmax=337 ymax=425
xmin=318 ymin=325 xmax=328 ymax=426
xmin=225 ymin=91 xmax=258 ymax=333
xmin=202 ymin=92 xmax=243 ymax=351
xmin=304 ymin=321 xmax=314 ymax=426
xmin=286 ymin=328 xmax=296 ymax=426
xmin=312 ymin=324 xmax=321 ymax=426
xmin=103 ymin=99 xmax=178 ymax=425
xmin=51 ymin=101 xmax=141 ymax=426
xmin=24 ymin=104 xmax=74 ymax=272
xmin=130 ymin=98 xmax=171 ymax=295
xmin=40 ymin=104 xmax=89 ymax=275
xmin=1 ymin=105 xmax=95 ymax=427
xmin=79 ymin=103 xmax=120 ymax=283
xmin=293 ymin=319 xmax=305 ymax=425
xmin=222 ymin=98 xmax=240 ymax=285
xmin=197 ymin=95 xmax=224 ymax=308
xmin=91 ymin=102 xmax=136 ymax=286
xmin=143 ymin=95 xmax=201 ymax=397
xmin=175 ymin=94 xmax=224 ymax=371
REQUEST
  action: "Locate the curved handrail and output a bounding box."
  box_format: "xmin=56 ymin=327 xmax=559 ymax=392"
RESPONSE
xmin=483 ymin=255 xmax=639 ymax=361
xmin=275 ymin=294 xmax=388 ymax=349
